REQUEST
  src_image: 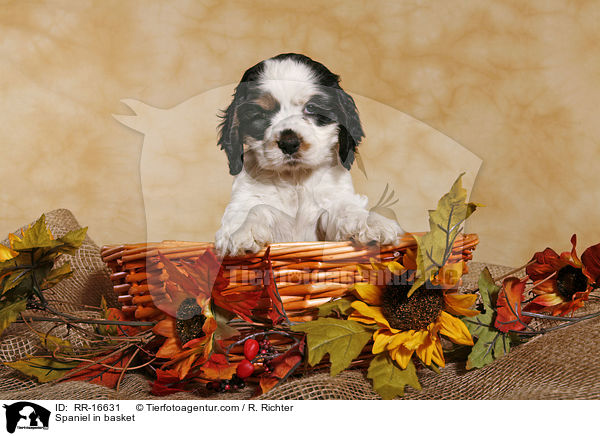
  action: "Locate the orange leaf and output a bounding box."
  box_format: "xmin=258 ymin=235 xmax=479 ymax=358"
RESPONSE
xmin=158 ymin=252 xmax=199 ymax=297
xmin=258 ymin=340 xmax=304 ymax=395
xmin=494 ymin=278 xmax=530 ymax=332
xmin=198 ymin=353 xmax=238 ymax=381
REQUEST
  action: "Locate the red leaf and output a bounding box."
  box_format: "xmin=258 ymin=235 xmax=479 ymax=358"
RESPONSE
xmin=150 ymin=368 xmax=192 ymax=396
xmin=494 ymin=277 xmax=531 ymax=332
xmin=187 ymin=249 xmax=228 ymax=299
xmin=582 ymin=242 xmax=600 ymax=286
xmin=198 ymin=353 xmax=238 ymax=381
xmin=262 ymin=247 xmax=288 ymax=325
xmin=66 ymin=352 xmax=133 ymax=389
xmin=258 ymin=339 xmax=304 ymax=395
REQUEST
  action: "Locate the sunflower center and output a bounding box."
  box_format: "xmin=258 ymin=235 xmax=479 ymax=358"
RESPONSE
xmin=556 ymin=265 xmax=588 ymax=300
xmin=175 ymin=298 xmax=207 ymax=345
xmin=381 ymin=277 xmax=444 ymax=331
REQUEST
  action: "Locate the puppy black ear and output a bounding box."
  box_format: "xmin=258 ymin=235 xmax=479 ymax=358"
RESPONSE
xmin=218 ymin=95 xmax=244 ymax=176
xmin=334 ymin=89 xmax=364 ymax=170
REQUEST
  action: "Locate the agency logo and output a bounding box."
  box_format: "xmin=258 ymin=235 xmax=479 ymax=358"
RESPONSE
xmin=2 ymin=402 xmax=50 ymax=434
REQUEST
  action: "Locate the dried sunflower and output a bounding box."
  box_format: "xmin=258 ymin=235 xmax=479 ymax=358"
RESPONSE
xmin=525 ymin=235 xmax=597 ymax=316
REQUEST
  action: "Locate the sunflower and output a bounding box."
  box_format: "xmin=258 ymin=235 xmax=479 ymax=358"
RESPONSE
xmin=525 ymin=235 xmax=595 ymax=316
xmin=349 ymin=261 xmax=477 ymax=369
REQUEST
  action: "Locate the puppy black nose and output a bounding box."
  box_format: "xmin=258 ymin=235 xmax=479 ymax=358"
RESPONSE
xmin=277 ymin=129 xmax=301 ymax=155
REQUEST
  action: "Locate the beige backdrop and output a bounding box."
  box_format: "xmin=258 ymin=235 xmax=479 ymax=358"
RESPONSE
xmin=1 ymin=0 xmax=599 ymax=267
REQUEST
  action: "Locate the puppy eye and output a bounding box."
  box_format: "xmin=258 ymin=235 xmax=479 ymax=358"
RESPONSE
xmin=303 ymin=103 xmax=319 ymax=115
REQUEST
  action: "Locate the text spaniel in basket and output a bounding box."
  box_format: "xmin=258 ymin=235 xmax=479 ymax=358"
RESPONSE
xmin=215 ymin=53 xmax=403 ymax=255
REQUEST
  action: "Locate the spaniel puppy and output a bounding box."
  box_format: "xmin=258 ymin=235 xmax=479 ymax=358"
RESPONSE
xmin=215 ymin=53 xmax=403 ymax=256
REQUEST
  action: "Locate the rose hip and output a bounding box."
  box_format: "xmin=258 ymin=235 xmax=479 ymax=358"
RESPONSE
xmin=243 ymin=339 xmax=260 ymax=360
xmin=236 ymin=359 xmax=254 ymax=379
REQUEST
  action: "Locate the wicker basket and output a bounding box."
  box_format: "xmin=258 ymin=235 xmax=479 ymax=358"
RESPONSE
xmin=101 ymin=233 xmax=478 ymax=323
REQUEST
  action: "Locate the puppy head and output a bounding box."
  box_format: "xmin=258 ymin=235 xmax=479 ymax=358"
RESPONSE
xmin=218 ymin=53 xmax=364 ymax=175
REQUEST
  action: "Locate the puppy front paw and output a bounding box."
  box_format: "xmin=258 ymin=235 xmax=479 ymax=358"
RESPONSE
xmin=343 ymin=212 xmax=403 ymax=246
xmin=365 ymin=212 xmax=404 ymax=245
xmin=214 ymin=227 xmax=266 ymax=257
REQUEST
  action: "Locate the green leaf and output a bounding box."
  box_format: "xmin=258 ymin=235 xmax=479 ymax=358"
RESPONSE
xmin=478 ymin=266 xmax=500 ymax=309
xmin=462 ymin=267 xmax=512 ymax=369
xmin=0 ymin=298 xmax=27 ymax=336
xmin=291 ymin=318 xmax=375 ymax=376
xmin=41 ymin=263 xmax=73 ymax=289
xmin=56 ymin=227 xmax=88 ymax=255
xmin=367 ymin=353 xmax=421 ymax=399
xmin=409 ymin=173 xmax=479 ymax=296
xmin=317 ymin=298 xmax=355 ymax=317
xmin=465 ymin=328 xmax=511 ymax=369
xmin=10 ymin=215 xmax=60 ymax=251
xmin=4 ymin=357 xmax=78 ymax=382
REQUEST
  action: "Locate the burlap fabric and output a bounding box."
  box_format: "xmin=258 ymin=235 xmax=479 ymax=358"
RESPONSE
xmin=1 ymin=209 xmax=598 ymax=400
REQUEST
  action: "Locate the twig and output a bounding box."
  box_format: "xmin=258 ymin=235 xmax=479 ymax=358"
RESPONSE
xmin=493 ymin=260 xmax=536 ymax=283
xmin=15 ymin=316 xmax=155 ymax=327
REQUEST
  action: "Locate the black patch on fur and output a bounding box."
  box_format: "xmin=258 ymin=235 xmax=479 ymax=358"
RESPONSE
xmin=217 ymin=61 xmax=266 ymax=175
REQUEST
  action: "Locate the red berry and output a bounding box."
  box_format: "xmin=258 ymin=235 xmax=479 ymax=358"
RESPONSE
xmin=243 ymin=339 xmax=260 ymax=360
xmin=236 ymin=359 xmax=254 ymax=379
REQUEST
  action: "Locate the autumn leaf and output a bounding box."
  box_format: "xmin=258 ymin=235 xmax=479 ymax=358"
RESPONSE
xmin=367 ymin=353 xmax=421 ymax=399
xmin=212 ymin=306 xmax=241 ymax=342
xmin=9 ymin=215 xmax=59 ymax=251
xmin=55 ymin=227 xmax=88 ymax=255
xmin=317 ymin=297 xmax=355 ymax=317
xmin=291 ymin=318 xmax=375 ymax=376
xmin=0 ymin=244 xmax=17 ymax=261
xmin=465 ymin=326 xmax=511 ymax=370
xmin=35 ymin=332 xmax=73 ymax=353
xmin=158 ymin=253 xmax=200 ymax=305
xmin=0 ymin=298 xmax=27 ymax=336
xmin=150 ymin=368 xmax=194 ymax=396
xmin=582 ymin=242 xmax=600 ymax=286
xmin=463 ymin=268 xmax=513 ymax=369
xmin=259 ymin=340 xmax=304 ymax=395
xmin=4 ymin=357 xmax=78 ymax=382
xmin=409 ymin=174 xmax=479 ymax=296
xmin=494 ymin=277 xmax=530 ymax=333
xmin=66 ymin=352 xmax=134 ymax=388
xmin=41 ymin=263 xmax=73 ymax=290
xmin=105 ymin=307 xmax=139 ymax=337
xmin=0 ymin=215 xmax=87 ymax=308
xmin=198 ymin=353 xmax=238 ymax=381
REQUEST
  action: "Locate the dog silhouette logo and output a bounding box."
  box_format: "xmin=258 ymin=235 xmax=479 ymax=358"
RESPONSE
xmin=3 ymin=402 xmax=50 ymax=433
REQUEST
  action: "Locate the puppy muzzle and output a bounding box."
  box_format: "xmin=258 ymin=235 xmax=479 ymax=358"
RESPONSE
xmin=277 ymin=129 xmax=301 ymax=155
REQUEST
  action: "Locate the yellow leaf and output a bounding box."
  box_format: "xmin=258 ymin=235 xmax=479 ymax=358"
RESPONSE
xmin=10 ymin=215 xmax=59 ymax=251
xmin=0 ymin=298 xmax=27 ymax=336
xmin=0 ymin=244 xmax=17 ymax=261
